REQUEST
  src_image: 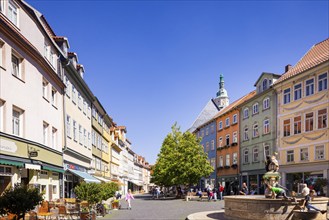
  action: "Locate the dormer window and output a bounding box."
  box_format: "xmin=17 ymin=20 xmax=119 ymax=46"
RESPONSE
xmin=262 ymin=79 xmax=268 ymax=91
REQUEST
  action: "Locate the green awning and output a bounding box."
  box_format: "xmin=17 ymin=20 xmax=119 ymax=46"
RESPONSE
xmin=0 ymin=159 xmax=24 ymax=167
xmin=42 ymin=165 xmax=64 ymax=173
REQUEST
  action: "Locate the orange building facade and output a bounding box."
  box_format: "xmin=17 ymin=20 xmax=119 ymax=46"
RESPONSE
xmin=215 ymin=91 xmax=256 ymax=195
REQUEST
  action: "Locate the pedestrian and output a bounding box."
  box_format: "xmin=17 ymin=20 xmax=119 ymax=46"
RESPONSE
xmin=239 ymin=182 xmax=249 ymax=195
xmin=212 ymin=187 xmax=218 ymax=201
xmin=219 ymin=183 xmax=224 ymax=200
xmin=125 ymin=189 xmax=135 ymax=210
xmin=301 ymin=183 xmax=310 ymax=196
xmin=301 ymin=189 xmax=327 ymax=214
xmin=266 ymin=184 xmax=289 ymax=200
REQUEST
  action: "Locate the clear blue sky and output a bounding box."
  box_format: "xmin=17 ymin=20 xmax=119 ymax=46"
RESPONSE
xmin=29 ymin=0 xmax=328 ymax=164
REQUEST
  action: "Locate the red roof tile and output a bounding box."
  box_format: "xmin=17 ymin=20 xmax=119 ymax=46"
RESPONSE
xmin=275 ymin=38 xmax=329 ymax=84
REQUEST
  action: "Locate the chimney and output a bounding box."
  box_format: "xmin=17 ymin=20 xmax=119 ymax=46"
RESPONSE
xmin=285 ymin=64 xmax=292 ymax=73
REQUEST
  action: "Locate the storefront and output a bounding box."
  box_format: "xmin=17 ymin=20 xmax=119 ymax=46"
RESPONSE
xmin=240 ymin=169 xmax=265 ymax=195
xmin=218 ymin=175 xmax=239 ymax=195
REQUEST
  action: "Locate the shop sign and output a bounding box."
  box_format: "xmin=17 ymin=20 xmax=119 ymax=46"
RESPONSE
xmin=65 ymin=163 xmax=85 ymax=172
xmin=29 ymin=151 xmax=38 ymax=157
xmin=0 ymin=139 xmax=17 ymax=153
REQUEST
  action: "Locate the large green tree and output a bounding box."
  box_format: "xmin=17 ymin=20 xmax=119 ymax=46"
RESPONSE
xmin=152 ymin=123 xmax=213 ymax=187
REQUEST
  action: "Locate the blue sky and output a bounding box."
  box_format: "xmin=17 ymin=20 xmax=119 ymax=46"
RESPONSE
xmin=29 ymin=0 xmax=328 ymax=164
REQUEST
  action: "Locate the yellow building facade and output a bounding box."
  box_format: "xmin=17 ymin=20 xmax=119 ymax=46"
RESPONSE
xmin=274 ymin=39 xmax=329 ymax=195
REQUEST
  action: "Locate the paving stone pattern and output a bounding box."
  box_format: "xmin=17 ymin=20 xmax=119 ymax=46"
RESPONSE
xmin=100 ymin=194 xmax=224 ymax=220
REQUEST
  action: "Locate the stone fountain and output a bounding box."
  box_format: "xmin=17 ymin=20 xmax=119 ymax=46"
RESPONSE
xmin=224 ymin=154 xmax=329 ymax=220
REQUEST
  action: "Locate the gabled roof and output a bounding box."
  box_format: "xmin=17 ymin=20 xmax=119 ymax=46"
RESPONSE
xmin=254 ymin=72 xmax=281 ymax=87
xmin=275 ymin=38 xmax=329 ymax=84
xmin=214 ymin=90 xmax=256 ymax=118
xmin=187 ymin=99 xmax=220 ymax=133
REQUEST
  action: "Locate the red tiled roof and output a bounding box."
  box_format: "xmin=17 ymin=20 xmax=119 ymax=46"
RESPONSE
xmin=214 ymin=90 xmax=256 ymax=118
xmin=275 ymin=38 xmax=329 ymax=84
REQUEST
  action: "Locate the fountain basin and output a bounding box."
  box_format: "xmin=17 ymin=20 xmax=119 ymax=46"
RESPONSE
xmin=224 ymin=195 xmax=328 ymax=220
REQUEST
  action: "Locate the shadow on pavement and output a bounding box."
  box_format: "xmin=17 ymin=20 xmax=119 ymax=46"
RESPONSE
xmin=134 ymin=194 xmax=182 ymax=201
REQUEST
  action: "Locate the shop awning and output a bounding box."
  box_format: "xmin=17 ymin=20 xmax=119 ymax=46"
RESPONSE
xmin=130 ymin=180 xmax=143 ymax=186
xmin=25 ymin=163 xmax=41 ymax=170
xmin=42 ymin=165 xmax=64 ymax=173
xmin=93 ymin=176 xmax=111 ymax=183
xmin=67 ymin=169 xmax=101 ymax=183
xmin=0 ymin=159 xmax=24 ymax=167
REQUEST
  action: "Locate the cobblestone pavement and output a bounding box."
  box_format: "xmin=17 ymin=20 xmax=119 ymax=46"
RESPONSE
xmin=100 ymin=194 xmax=224 ymax=220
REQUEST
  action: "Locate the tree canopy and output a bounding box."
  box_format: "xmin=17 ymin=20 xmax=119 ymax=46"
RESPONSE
xmin=152 ymin=123 xmax=213 ymax=187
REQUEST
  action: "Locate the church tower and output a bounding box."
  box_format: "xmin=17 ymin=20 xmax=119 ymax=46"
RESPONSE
xmin=213 ymin=74 xmax=229 ymax=109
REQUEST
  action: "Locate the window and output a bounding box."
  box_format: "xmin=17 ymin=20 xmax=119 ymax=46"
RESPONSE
xmin=287 ymin=150 xmax=294 ymax=163
xmin=65 ymin=77 xmax=71 ymax=97
xmin=233 ymin=132 xmax=238 ymax=143
xmin=253 ymin=124 xmax=259 ymax=137
xmin=66 ymin=115 xmax=71 ymax=137
xmin=12 ymin=107 xmax=23 ymax=136
xmin=305 ymin=112 xmax=314 ymax=132
xmin=253 ymin=147 xmax=259 ymax=162
xmin=315 ymin=145 xmax=324 ymax=160
xmin=294 ymin=83 xmax=302 ymax=101
xmin=253 ymin=103 xmax=259 ymax=115
xmin=225 ymin=154 xmax=230 ymax=166
xmin=78 ymin=93 xmax=82 ymax=109
xmin=263 ymin=119 xmax=270 ymax=134
xmin=225 ymin=135 xmax=230 ymax=146
xmin=219 ymin=121 xmax=223 ymax=130
xmin=243 ymin=149 xmax=249 ymax=164
xmin=72 ymin=86 xmax=76 ymax=104
xmin=294 ymin=116 xmax=301 ymax=134
xmin=0 ymin=100 xmax=4 ymax=132
xmin=318 ymin=109 xmax=327 ymax=129
xmin=52 ymin=127 xmax=57 ymax=149
xmin=264 ymin=145 xmax=270 ymax=157
xmin=0 ymin=166 xmax=12 ymax=175
xmin=283 ymin=88 xmax=291 ymax=104
xmin=0 ymin=1 xmax=4 ymax=13
xmin=211 ymin=140 xmax=215 ymax=150
xmin=300 ymin=148 xmax=308 ymax=161
xmin=219 ymin=156 xmax=223 ymax=167
xmin=232 ymin=153 xmax=238 ymax=165
xmin=42 ymin=80 xmax=48 ymax=100
xmin=305 ymin=78 xmax=314 ymax=96
xmin=79 ymin=125 xmax=82 ymax=145
xmin=96 ymin=158 xmax=101 ymax=170
xmin=206 ymin=127 xmax=209 ymax=136
xmin=73 ymin=120 xmax=77 ymax=141
xmin=262 ymin=79 xmax=268 ymax=91
xmin=43 ymin=122 xmax=48 ymax=145
xmin=205 ymin=142 xmax=209 ymax=152
xmin=283 ymin=119 xmax=291 ymax=137
xmin=243 ymin=108 xmax=249 ymax=119
xmin=233 ymin=114 xmax=237 ymax=124
xmin=88 ymin=132 xmax=91 ymax=149
xmin=210 ymin=158 xmax=215 ymax=169
xmin=52 ymin=185 xmax=57 ymax=194
xmin=11 ymin=54 xmax=20 ymax=78
xmin=83 ymin=100 xmax=87 ymax=114
xmin=263 ymin=98 xmax=270 ymax=110
xmin=8 ymin=1 xmax=18 ymax=26
xmin=51 ymin=88 xmax=57 ymax=106
xmin=225 ymin=117 xmax=230 ymax=127
xmin=243 ymin=127 xmax=249 ymax=141
xmin=218 ymin=137 xmax=223 ymax=148
xmin=84 ymin=129 xmax=87 ymax=147
xmin=318 ymin=73 xmax=328 ymax=92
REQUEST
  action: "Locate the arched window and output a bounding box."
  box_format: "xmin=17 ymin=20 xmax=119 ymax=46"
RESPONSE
xmin=263 ymin=78 xmax=268 ymax=91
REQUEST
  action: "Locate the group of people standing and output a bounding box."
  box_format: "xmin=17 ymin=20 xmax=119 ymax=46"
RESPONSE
xmin=197 ymin=184 xmax=225 ymax=201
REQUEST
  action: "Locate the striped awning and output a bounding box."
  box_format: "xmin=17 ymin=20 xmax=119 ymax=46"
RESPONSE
xmin=67 ymin=169 xmax=101 ymax=183
xmin=0 ymin=159 xmax=24 ymax=167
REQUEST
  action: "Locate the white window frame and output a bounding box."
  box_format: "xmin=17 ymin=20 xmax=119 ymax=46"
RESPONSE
xmin=263 ymin=97 xmax=270 ymax=110
xmin=253 ymin=147 xmax=259 ymax=162
xmin=252 ymin=103 xmax=259 ymax=115
xmin=219 ymin=156 xmax=223 ymax=167
xmin=225 ymin=117 xmax=230 ymax=127
xmin=219 ymin=121 xmax=223 ymax=130
xmin=287 ymin=150 xmax=294 ymax=163
xmin=233 ymin=132 xmax=238 ymax=143
xmin=262 ymin=78 xmax=268 ymax=91
xmin=225 ymin=134 xmax=230 ymax=146
xmin=294 ymin=83 xmax=302 ymax=101
xmin=294 ymin=116 xmax=302 ymax=134
xmin=305 ymin=78 xmax=314 ymax=97
xmin=283 ymin=119 xmax=291 ymax=137
xmin=43 ymin=122 xmax=48 ymax=146
xmin=315 ymin=145 xmax=325 ymax=160
xmin=243 ymin=127 xmax=249 ymax=141
xmin=243 ymin=149 xmax=249 ymax=164
xmin=232 ymin=152 xmax=238 ymax=165
xmin=243 ymin=108 xmax=249 ymax=119
xmin=225 ymin=154 xmax=230 ymax=166
xmin=233 ymin=114 xmax=237 ymax=124
xmin=211 ymin=140 xmax=215 ymax=150
xmin=52 ymin=127 xmax=57 ymax=149
xmin=253 ymin=124 xmax=259 ymax=137
xmin=305 ymin=112 xmax=314 ymax=132
xmin=264 ymin=145 xmax=270 ymax=157
xmin=51 ymin=88 xmax=57 ymax=107
xmin=42 ymin=79 xmax=48 ymax=100
xmin=300 ymin=147 xmax=308 ymax=161
xmin=263 ymin=119 xmax=270 ymax=134
xmin=283 ymin=88 xmax=291 ymax=104
xmin=11 ymin=53 xmax=20 ymax=78
xmin=218 ymin=137 xmax=223 ymax=148
xmin=73 ymin=120 xmax=77 ymax=141
xmin=318 ymin=72 xmax=328 ymax=92
xmin=317 ymin=109 xmax=327 ymax=129
xmin=66 ymin=115 xmax=71 ymax=137
xmin=72 ymin=86 xmax=77 ymax=104
xmin=12 ymin=107 xmax=23 ymax=137
xmin=79 ymin=125 xmax=83 ymax=145
xmin=8 ymin=0 xmax=18 ymax=26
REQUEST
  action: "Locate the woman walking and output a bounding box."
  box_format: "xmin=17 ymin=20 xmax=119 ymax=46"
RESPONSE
xmin=125 ymin=189 xmax=135 ymax=210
